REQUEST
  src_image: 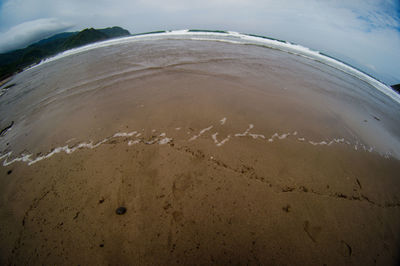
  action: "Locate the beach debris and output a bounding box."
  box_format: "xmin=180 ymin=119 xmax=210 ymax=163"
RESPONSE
xmin=299 ymin=186 xmax=308 ymax=192
xmin=73 ymin=212 xmax=80 ymax=220
xmin=341 ymin=240 xmax=352 ymax=257
xmin=356 ymin=178 xmax=362 ymax=189
xmin=116 ymin=206 xmax=127 ymax=215
xmin=282 ymin=186 xmax=295 ymax=192
xmin=282 ymin=204 xmax=291 ymax=212
xmin=0 ymin=121 xmax=14 ymax=136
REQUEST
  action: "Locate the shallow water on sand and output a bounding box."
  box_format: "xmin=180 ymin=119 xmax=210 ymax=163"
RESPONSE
xmin=1 ymin=38 xmax=400 ymax=163
xmin=0 ymin=36 xmax=399 ymax=265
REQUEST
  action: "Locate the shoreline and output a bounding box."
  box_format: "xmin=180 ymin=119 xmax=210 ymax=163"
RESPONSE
xmin=21 ymin=30 xmax=400 ymax=105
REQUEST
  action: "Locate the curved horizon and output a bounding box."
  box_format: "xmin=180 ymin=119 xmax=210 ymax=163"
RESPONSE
xmin=26 ymin=29 xmax=400 ymax=105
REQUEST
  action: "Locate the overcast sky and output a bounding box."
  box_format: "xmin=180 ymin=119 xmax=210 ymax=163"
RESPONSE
xmin=0 ymin=0 xmax=399 ymax=85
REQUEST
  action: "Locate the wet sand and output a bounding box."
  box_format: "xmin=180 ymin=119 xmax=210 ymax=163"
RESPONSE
xmin=0 ymin=38 xmax=400 ymax=265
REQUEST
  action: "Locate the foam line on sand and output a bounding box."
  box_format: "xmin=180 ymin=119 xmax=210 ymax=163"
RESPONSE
xmin=0 ymin=119 xmax=384 ymax=167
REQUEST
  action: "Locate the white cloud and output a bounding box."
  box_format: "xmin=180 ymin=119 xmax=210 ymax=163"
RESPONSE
xmin=0 ymin=18 xmax=73 ymax=53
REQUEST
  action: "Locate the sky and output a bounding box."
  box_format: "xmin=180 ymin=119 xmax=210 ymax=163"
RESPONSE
xmin=0 ymin=0 xmax=399 ymax=85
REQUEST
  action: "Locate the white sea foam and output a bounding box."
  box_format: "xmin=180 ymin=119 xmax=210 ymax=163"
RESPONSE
xmin=234 ymin=124 xmax=254 ymax=137
xmin=3 ymin=153 xmax=32 ymax=166
xmin=220 ymin=117 xmax=227 ymax=125
xmin=235 ymin=125 xmax=268 ymax=140
xmin=128 ymin=140 xmax=140 ymax=146
xmin=1 ymin=138 xmax=110 ymax=166
xmin=113 ymin=131 xmax=137 ymax=137
xmin=212 ymin=132 xmax=231 ymax=147
xmin=268 ymin=132 xmax=293 ymax=142
xmin=0 ymin=120 xmax=388 ymax=167
xmin=145 ymin=139 xmax=158 ymax=145
xmin=249 ymin=133 xmax=265 ymax=139
xmin=159 ymin=137 xmax=172 ymax=145
xmin=66 ymin=138 xmax=76 ymax=143
xmin=306 ymin=137 xmax=369 ymax=152
xmin=212 ymin=133 xmax=218 ymax=143
xmin=0 ymin=152 xmax=12 ymax=160
xmin=278 ymin=133 xmax=289 ymax=140
xmin=309 ymin=141 xmax=323 ymax=146
xmin=189 ymin=126 xmax=213 ymax=141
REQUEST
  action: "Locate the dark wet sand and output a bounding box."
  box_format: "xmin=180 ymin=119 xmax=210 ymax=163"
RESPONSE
xmin=0 ymin=39 xmax=399 ymax=265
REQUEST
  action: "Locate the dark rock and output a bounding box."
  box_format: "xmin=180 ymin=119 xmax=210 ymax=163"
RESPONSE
xmin=116 ymin=207 xmax=127 ymax=215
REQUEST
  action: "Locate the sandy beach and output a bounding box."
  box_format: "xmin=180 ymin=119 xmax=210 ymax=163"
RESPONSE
xmin=0 ymin=36 xmax=399 ymax=265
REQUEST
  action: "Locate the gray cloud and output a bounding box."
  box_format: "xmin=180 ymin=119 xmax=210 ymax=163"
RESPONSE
xmin=0 ymin=0 xmax=399 ymax=84
xmin=0 ymin=18 xmax=73 ymax=53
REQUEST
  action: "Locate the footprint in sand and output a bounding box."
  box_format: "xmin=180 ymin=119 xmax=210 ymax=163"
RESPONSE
xmin=303 ymin=220 xmax=322 ymax=243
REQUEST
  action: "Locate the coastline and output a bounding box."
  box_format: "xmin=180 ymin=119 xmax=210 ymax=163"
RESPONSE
xmin=21 ymin=30 xmax=400 ymax=104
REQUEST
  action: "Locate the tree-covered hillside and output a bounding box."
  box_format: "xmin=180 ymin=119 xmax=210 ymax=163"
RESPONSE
xmin=0 ymin=26 xmax=130 ymax=80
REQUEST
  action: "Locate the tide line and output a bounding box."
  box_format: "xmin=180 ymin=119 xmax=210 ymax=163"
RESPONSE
xmin=0 ymin=118 xmax=382 ymax=167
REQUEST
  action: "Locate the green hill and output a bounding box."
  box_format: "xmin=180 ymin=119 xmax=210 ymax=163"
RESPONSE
xmin=0 ymin=26 xmax=130 ymax=81
xmin=99 ymin=26 xmax=130 ymax=38
xmin=62 ymin=28 xmax=108 ymax=50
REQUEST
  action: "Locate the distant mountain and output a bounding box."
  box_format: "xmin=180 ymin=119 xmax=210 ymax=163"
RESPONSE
xmin=62 ymin=28 xmax=108 ymax=50
xmin=62 ymin=27 xmax=131 ymax=50
xmin=0 ymin=26 xmax=130 ymax=81
xmin=391 ymin=84 xmax=400 ymax=94
xmin=98 ymin=27 xmax=130 ymax=38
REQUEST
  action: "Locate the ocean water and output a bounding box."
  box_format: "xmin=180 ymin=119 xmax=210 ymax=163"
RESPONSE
xmin=31 ymin=30 xmax=400 ymax=105
xmin=0 ymin=31 xmax=399 ymax=165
